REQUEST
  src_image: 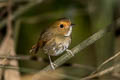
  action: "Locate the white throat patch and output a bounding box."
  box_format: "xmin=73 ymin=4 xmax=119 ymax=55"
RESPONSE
xmin=65 ymin=26 xmax=72 ymax=37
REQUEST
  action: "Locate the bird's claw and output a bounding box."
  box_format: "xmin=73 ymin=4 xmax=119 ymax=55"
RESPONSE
xmin=50 ymin=62 xmax=56 ymax=70
xmin=66 ymin=49 xmax=74 ymax=56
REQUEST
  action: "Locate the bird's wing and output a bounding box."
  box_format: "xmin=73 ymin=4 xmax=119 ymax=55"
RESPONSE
xmin=29 ymin=30 xmax=54 ymax=54
xmin=39 ymin=30 xmax=54 ymax=48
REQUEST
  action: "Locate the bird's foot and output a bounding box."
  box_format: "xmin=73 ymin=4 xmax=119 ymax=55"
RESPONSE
xmin=66 ymin=49 xmax=74 ymax=56
xmin=50 ymin=62 xmax=56 ymax=70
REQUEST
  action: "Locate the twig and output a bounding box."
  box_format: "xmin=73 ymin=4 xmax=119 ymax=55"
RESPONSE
xmin=7 ymin=0 xmax=12 ymax=36
xmin=0 ymin=0 xmax=33 ymax=2
xmin=5 ymin=0 xmax=21 ymax=80
xmin=80 ymin=64 xmax=120 ymax=80
xmin=0 ymin=0 xmax=43 ymax=29
xmin=72 ymin=64 xmax=95 ymax=71
xmin=91 ymin=51 xmax=120 ymax=74
xmin=0 ymin=64 xmax=80 ymax=80
xmin=47 ymin=71 xmax=80 ymax=80
xmin=0 ymin=55 xmax=43 ymax=61
xmin=0 ymin=64 xmax=38 ymax=73
xmin=0 ymin=2 xmax=7 ymax=8
xmin=32 ymin=21 xmax=114 ymax=79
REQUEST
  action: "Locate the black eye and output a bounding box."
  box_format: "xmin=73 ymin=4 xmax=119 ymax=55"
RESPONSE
xmin=60 ymin=24 xmax=64 ymax=28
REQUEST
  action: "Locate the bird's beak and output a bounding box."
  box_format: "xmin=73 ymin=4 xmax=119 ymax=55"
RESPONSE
xmin=71 ymin=23 xmax=75 ymax=27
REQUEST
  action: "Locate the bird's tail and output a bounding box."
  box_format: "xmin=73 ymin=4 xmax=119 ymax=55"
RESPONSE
xmin=29 ymin=43 xmax=40 ymax=55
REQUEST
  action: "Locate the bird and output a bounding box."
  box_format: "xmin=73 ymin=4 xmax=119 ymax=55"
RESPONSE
xmin=29 ymin=17 xmax=75 ymax=70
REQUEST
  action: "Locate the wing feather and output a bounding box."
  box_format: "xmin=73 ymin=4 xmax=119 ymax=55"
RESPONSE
xmin=29 ymin=30 xmax=54 ymax=54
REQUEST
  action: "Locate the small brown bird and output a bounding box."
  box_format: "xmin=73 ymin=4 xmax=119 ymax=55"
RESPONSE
xmin=30 ymin=18 xmax=74 ymax=69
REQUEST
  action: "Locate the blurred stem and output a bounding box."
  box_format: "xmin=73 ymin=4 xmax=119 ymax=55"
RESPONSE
xmin=0 ymin=0 xmax=35 ymax=2
xmin=91 ymin=51 xmax=120 ymax=75
xmin=0 ymin=55 xmax=43 ymax=61
xmin=0 ymin=64 xmax=38 ymax=73
xmin=80 ymin=64 xmax=120 ymax=80
xmin=0 ymin=0 xmax=43 ymax=29
xmin=7 ymin=0 xmax=12 ymax=36
xmin=14 ymin=19 xmax=21 ymax=49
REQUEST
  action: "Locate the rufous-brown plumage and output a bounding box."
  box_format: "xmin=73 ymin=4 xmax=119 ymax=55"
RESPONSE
xmin=30 ymin=18 xmax=74 ymax=69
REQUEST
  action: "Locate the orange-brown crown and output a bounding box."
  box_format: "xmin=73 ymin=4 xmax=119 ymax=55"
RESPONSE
xmin=56 ymin=18 xmax=71 ymax=27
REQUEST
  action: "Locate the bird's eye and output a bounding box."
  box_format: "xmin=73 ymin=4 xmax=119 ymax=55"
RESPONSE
xmin=60 ymin=24 xmax=64 ymax=28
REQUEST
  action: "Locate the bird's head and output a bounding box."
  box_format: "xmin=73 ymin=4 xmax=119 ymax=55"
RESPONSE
xmin=50 ymin=18 xmax=75 ymax=37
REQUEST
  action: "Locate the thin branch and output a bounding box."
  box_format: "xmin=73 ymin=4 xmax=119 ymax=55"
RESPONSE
xmin=7 ymin=0 xmax=12 ymax=36
xmin=91 ymin=51 xmax=120 ymax=74
xmin=81 ymin=51 xmax=120 ymax=80
xmin=72 ymin=64 xmax=95 ymax=71
xmin=0 ymin=0 xmax=33 ymax=2
xmin=48 ymin=72 xmax=80 ymax=80
xmin=0 ymin=64 xmax=80 ymax=80
xmin=0 ymin=2 xmax=7 ymax=8
xmin=0 ymin=0 xmax=43 ymax=29
xmin=80 ymin=64 xmax=120 ymax=80
xmin=5 ymin=0 xmax=21 ymax=80
xmin=32 ymin=20 xmax=115 ymax=79
xmin=0 ymin=64 xmax=38 ymax=73
xmin=0 ymin=55 xmax=43 ymax=61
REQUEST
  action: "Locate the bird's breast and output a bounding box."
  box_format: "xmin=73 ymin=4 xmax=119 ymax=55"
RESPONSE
xmin=43 ymin=36 xmax=71 ymax=56
xmin=52 ymin=37 xmax=71 ymax=56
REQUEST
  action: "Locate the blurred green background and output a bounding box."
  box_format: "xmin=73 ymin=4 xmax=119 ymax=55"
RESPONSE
xmin=1 ymin=0 xmax=120 ymax=80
